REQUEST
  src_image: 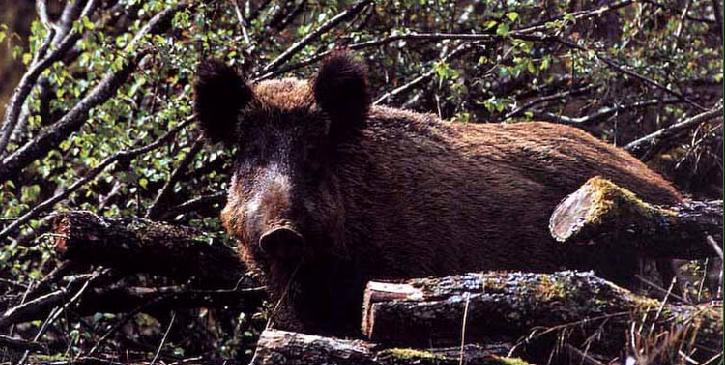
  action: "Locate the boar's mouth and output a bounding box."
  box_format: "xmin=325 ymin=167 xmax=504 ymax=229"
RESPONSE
xmin=258 ymin=222 xmax=306 ymax=261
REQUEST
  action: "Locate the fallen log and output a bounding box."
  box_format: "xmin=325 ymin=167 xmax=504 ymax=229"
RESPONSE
xmin=362 ymin=271 xmax=722 ymax=360
xmin=250 ymin=329 xmax=527 ymax=365
xmin=52 ymin=211 xmax=245 ymax=286
xmin=549 ymin=176 xmax=722 ymax=259
xmin=0 ymin=278 xmax=264 ymax=333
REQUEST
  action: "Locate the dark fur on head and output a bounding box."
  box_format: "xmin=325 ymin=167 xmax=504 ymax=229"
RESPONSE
xmin=313 ymin=50 xmax=370 ymax=135
xmin=193 ymin=59 xmax=252 ymax=143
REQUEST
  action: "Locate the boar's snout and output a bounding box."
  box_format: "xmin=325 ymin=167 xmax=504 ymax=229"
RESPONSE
xmin=259 ymin=225 xmax=305 ymax=260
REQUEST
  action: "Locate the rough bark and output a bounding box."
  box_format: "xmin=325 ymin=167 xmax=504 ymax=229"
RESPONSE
xmin=52 ymin=211 xmax=246 ymax=287
xmin=361 ymin=271 xmax=722 ymax=360
xmin=549 ymin=176 xmax=722 ymax=259
xmin=250 ymin=329 xmax=527 ymax=365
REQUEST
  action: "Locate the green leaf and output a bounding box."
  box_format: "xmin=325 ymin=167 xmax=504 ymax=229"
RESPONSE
xmin=496 ymin=23 xmax=510 ymax=37
xmin=540 ymin=56 xmax=551 ymax=71
xmin=506 ymin=12 xmax=519 ymax=22
xmin=81 ymin=16 xmax=95 ymax=30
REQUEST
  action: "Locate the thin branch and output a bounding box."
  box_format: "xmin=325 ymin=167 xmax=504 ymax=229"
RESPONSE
xmin=150 ymin=311 xmax=175 ymax=365
xmin=533 ymin=98 xmax=683 ymax=125
xmin=513 ymin=0 xmax=634 ymax=34
xmin=260 ymin=0 xmax=636 ymax=80
xmin=0 ymin=269 xmax=110 ymax=328
xmin=374 ymin=43 xmax=473 ymax=105
xmin=257 ymin=0 xmax=372 ymax=76
xmin=0 ymin=117 xmax=193 ymax=242
xmin=232 ymin=0 xmax=250 ymax=44
xmin=0 ymin=335 xmax=46 ymax=353
xmin=163 ymin=191 xmax=226 ymax=221
xmin=624 ymin=102 xmax=724 ymax=154
xmin=503 ymin=84 xmax=597 ymax=120
xmin=542 ymin=35 xmax=707 ymax=110
xmin=146 ymin=136 xmax=204 ymax=220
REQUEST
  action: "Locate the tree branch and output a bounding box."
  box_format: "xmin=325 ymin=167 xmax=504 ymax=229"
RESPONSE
xmin=145 ymin=136 xmax=204 ymax=220
xmin=256 ymin=0 xmax=372 ymax=76
xmin=624 ymin=102 xmax=723 ymax=155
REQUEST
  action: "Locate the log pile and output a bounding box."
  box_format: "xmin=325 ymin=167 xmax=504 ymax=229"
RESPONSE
xmin=0 ymin=211 xmax=265 ymax=349
xmin=361 ymin=271 xmax=721 ymax=361
xmin=246 ymin=271 xmax=721 ymax=364
xmin=1 ymin=177 xmax=721 ymax=364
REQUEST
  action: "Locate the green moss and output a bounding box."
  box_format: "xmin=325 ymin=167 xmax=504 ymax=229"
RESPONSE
xmin=534 ymin=275 xmax=568 ymax=301
xmin=380 ymin=348 xmax=443 ymax=360
xmin=584 ymin=176 xmax=675 ymax=225
xmin=492 ymin=356 xmax=532 ymax=365
xmin=483 ymin=276 xmax=507 ymax=292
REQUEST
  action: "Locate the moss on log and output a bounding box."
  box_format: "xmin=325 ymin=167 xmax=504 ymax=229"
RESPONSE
xmin=362 ymin=271 xmax=722 ymax=360
xmin=549 ymin=176 xmax=722 ymax=259
xmin=250 ymin=329 xmax=528 ymax=365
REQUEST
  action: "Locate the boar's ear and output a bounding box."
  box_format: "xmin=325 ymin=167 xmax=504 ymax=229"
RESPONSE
xmin=313 ymin=50 xmax=370 ymax=135
xmin=193 ymin=59 xmax=252 ymax=144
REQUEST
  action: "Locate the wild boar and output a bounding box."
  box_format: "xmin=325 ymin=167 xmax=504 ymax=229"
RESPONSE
xmin=193 ymin=51 xmax=682 ymax=335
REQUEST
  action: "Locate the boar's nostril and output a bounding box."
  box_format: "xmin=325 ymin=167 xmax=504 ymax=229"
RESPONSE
xmin=258 ymin=227 xmax=305 ymax=260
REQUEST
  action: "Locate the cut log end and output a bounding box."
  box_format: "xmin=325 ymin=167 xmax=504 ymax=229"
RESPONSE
xmin=549 ymin=176 xmax=721 ymax=259
xmin=362 ymin=281 xmax=422 ymax=337
xmin=549 ymin=181 xmax=598 ymax=242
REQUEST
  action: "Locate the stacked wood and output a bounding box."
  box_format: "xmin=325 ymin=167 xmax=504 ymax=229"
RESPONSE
xmin=362 ymin=271 xmax=722 ymax=361
xmin=42 ymin=178 xmax=723 ymax=365
xmin=249 ymin=329 xmax=527 ymax=365
xmin=549 ymin=176 xmax=722 ymax=259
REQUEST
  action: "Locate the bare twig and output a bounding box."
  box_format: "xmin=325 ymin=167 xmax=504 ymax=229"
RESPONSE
xmin=261 ymin=0 xmax=636 ymax=80
xmin=625 ymin=102 xmax=723 ymax=154
xmin=257 ymin=0 xmax=372 ymax=76
xmin=162 ymin=191 xmax=226 ymax=221
xmin=374 ymin=43 xmax=473 ymax=105
xmin=0 ymin=269 xmax=110 ymax=328
xmin=533 ymin=98 xmax=682 ymax=125
xmin=146 ymin=136 xmax=204 ymax=220
xmin=0 ymin=335 xmax=46 ymax=353
xmin=231 ymin=0 xmax=250 ymax=44
xmin=503 ymin=84 xmax=597 ymax=120
xmin=150 ymin=311 xmax=176 ymax=365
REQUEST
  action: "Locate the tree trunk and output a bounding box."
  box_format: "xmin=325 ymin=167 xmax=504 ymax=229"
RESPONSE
xmin=549 ymin=176 xmax=722 ymax=259
xmin=52 ymin=211 xmax=246 ymax=287
xmin=362 ymin=271 xmax=722 ymax=361
xmin=250 ymin=329 xmax=526 ymax=365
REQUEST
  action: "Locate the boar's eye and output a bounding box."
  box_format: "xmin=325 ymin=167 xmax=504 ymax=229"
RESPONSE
xmin=193 ymin=59 xmax=253 ymax=144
